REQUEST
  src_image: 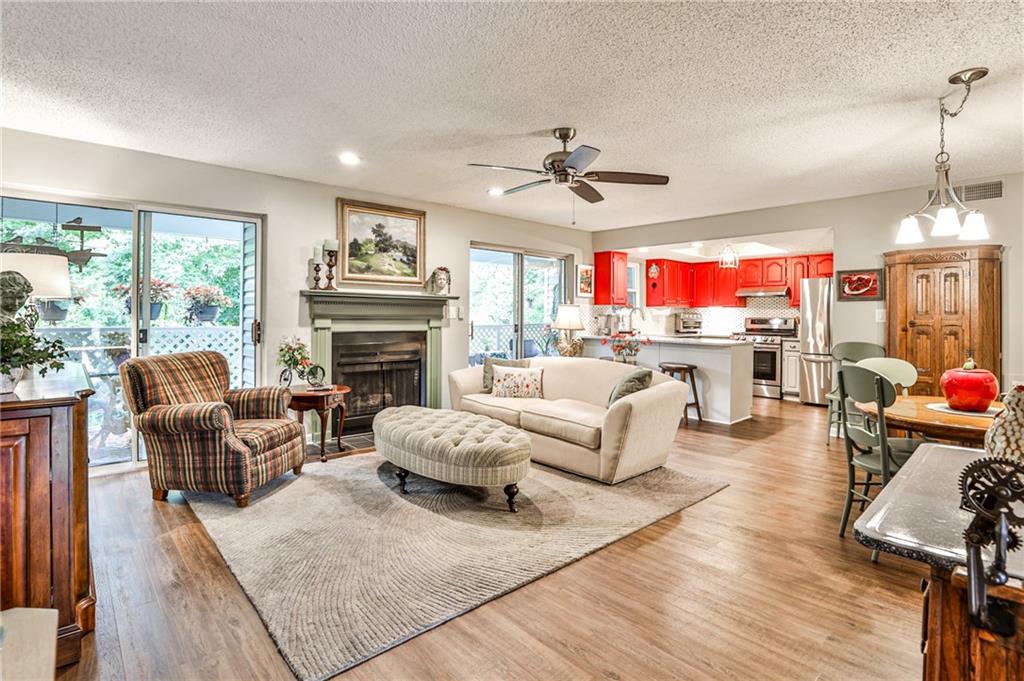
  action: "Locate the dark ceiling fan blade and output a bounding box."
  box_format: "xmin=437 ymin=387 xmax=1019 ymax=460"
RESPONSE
xmin=503 ymin=179 xmax=552 ymax=195
xmin=584 ymin=171 xmax=669 ymax=185
xmin=468 ymin=163 xmax=548 ymax=175
xmin=563 ymin=145 xmax=601 ymax=173
xmin=568 ymin=180 xmax=604 ymax=203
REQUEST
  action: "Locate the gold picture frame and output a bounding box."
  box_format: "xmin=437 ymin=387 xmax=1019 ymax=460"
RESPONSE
xmin=337 ymin=198 xmax=426 ymax=285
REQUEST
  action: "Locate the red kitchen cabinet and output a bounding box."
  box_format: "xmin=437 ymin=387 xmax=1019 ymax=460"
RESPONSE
xmin=691 ymin=262 xmax=716 ymax=307
xmin=645 ymin=259 xmax=692 ymax=307
xmin=594 ymin=251 xmax=629 ymax=305
xmin=714 ymin=265 xmax=743 ymax=307
xmin=762 ymin=257 xmax=788 ymax=286
xmin=737 ymin=259 xmax=763 ymax=288
xmin=787 ymin=256 xmax=809 ymax=307
xmin=809 ymin=253 xmax=834 ymax=278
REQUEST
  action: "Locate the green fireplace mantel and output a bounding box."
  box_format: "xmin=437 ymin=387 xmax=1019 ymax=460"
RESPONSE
xmin=300 ymin=289 xmax=459 ymax=409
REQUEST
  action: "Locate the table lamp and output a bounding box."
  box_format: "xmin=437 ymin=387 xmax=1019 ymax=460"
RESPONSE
xmin=552 ymin=304 xmax=585 ymax=357
xmin=0 ymin=252 xmax=73 ymax=319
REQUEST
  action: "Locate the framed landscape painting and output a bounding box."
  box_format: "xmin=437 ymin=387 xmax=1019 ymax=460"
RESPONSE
xmin=836 ymin=268 xmax=884 ymax=301
xmin=337 ymin=199 xmax=425 ymax=285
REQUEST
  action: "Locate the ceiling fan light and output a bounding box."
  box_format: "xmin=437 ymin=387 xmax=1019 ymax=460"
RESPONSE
xmin=958 ymin=211 xmax=989 ymax=241
xmin=487 ymin=187 xmax=504 ymax=197
xmin=895 ymin=215 xmax=924 ymax=244
xmin=931 ymin=206 xmax=962 ymax=237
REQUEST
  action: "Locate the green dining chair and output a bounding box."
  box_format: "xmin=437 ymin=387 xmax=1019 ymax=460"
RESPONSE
xmin=856 ymin=357 xmax=919 ymax=396
xmin=825 ymin=342 xmax=885 ymax=446
xmin=836 ymin=365 xmax=925 ymax=562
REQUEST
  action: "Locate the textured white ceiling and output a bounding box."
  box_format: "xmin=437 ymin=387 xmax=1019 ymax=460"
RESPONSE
xmin=2 ymin=2 xmax=1022 ymax=231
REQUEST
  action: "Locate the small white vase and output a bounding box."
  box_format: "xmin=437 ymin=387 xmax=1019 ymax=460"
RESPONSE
xmin=1 ymin=367 xmax=25 ymax=394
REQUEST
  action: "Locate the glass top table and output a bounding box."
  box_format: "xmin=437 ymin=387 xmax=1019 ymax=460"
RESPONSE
xmin=854 ymin=443 xmax=1024 ymax=580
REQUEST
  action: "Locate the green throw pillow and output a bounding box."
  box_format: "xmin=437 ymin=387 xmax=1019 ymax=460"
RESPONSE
xmin=608 ymin=368 xmax=653 ymax=406
xmin=482 ymin=357 xmax=530 ymax=393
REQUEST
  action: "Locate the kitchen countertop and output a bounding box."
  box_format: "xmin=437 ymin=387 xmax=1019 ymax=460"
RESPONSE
xmin=579 ymin=334 xmax=752 ymax=347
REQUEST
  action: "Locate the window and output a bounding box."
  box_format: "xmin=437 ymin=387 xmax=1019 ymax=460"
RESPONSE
xmin=626 ymin=261 xmax=641 ymax=307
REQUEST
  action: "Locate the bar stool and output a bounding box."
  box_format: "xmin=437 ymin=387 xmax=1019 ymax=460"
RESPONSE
xmin=658 ymin=362 xmax=703 ymax=425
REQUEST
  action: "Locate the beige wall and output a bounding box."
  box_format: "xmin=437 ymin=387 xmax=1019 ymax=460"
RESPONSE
xmin=593 ymin=174 xmax=1024 ymax=384
xmin=0 ymin=129 xmax=593 ymax=405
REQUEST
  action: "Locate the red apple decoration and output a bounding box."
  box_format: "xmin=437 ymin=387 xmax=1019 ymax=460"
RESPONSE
xmin=939 ymin=357 xmax=999 ymax=413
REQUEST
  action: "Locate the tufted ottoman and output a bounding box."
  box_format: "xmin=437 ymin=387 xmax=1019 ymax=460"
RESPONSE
xmin=372 ymin=405 xmax=532 ymax=512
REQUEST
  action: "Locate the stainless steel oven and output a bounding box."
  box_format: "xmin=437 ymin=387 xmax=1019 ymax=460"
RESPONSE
xmin=735 ymin=317 xmax=796 ymax=400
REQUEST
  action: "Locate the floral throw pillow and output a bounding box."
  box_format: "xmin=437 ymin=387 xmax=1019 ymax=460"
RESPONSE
xmin=492 ymin=366 xmax=544 ymax=399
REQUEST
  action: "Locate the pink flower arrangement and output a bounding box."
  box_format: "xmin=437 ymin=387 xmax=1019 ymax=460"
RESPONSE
xmin=600 ymin=331 xmax=653 ymax=358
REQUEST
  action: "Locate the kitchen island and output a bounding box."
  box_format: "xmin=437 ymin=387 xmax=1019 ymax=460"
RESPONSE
xmin=581 ymin=335 xmax=753 ymax=424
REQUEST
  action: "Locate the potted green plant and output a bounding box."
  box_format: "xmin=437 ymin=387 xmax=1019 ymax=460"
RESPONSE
xmin=184 ymin=285 xmax=231 ymax=325
xmin=0 ymin=315 xmax=68 ymax=393
xmin=111 ymin=279 xmax=177 ymax=319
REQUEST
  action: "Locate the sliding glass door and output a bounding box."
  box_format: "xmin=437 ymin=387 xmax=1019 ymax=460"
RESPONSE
xmin=468 ymin=246 xmax=567 ymax=366
xmin=1 ymin=196 xmax=263 ymax=468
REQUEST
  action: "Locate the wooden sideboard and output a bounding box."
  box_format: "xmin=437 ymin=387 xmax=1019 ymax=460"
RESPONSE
xmin=884 ymin=245 xmax=1002 ymax=394
xmin=1 ymin=364 xmax=95 ymax=666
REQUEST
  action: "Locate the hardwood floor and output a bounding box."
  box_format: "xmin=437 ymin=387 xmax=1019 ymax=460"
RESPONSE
xmin=61 ymin=399 xmax=927 ymax=681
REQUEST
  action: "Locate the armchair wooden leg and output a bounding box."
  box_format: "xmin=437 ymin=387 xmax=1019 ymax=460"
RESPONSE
xmin=233 ymin=493 xmax=251 ymax=508
xmin=293 ymin=463 xmax=303 ymax=475
xmin=152 ymin=489 xmax=168 ymax=501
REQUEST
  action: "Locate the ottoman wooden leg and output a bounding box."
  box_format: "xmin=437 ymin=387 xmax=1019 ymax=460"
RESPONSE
xmin=503 ymin=483 xmax=519 ymax=513
xmin=396 ymin=468 xmax=409 ymax=494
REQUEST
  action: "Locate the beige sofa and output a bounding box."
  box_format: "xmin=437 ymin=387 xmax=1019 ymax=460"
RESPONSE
xmin=448 ymin=357 xmax=689 ymax=484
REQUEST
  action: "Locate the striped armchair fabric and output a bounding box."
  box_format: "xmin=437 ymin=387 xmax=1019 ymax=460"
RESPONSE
xmin=120 ymin=351 xmax=306 ymax=508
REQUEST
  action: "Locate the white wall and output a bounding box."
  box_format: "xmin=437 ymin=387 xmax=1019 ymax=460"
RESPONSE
xmin=593 ymin=174 xmax=1024 ymax=384
xmin=0 ymin=129 xmax=593 ymax=405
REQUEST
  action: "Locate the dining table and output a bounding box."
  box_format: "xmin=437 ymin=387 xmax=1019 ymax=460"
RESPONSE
xmin=854 ymin=394 xmax=1003 ymax=445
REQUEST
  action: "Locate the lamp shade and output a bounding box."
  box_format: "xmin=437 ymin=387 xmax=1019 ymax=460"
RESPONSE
xmin=0 ymin=252 xmax=72 ymax=298
xmin=957 ymin=211 xmax=990 ymax=241
xmin=895 ymin=215 xmax=924 ymax=244
xmin=552 ymin=304 xmax=584 ymax=331
xmin=931 ymin=206 xmax=962 ymax=237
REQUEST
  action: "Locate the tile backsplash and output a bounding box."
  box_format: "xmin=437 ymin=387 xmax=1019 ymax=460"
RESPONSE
xmin=579 ymin=296 xmax=798 ymax=336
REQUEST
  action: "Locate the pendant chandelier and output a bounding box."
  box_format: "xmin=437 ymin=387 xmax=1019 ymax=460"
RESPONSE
xmin=896 ymin=67 xmax=990 ymax=245
xmin=718 ymin=244 xmax=738 ymax=268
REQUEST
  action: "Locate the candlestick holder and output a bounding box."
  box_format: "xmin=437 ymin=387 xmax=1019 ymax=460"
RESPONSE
xmin=323 ymin=250 xmax=338 ymax=290
xmin=312 ymin=262 xmax=323 ymax=290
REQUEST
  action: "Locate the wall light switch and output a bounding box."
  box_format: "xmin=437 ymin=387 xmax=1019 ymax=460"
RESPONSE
xmin=875 ymin=309 xmax=887 ymax=323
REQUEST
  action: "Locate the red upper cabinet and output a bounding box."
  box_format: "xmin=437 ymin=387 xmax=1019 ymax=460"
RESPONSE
xmin=645 ymin=259 xmax=666 ymax=307
xmin=762 ymin=258 xmax=788 ymax=286
xmin=809 ymin=253 xmax=834 ymax=278
xmin=645 ymin=259 xmax=692 ymax=307
xmin=692 ymin=262 xmax=716 ymax=307
xmin=714 ymin=265 xmax=743 ymax=307
xmin=787 ymin=256 xmax=809 ymax=308
xmin=594 ymin=251 xmax=629 ymax=305
xmin=737 ymin=259 xmax=763 ymax=288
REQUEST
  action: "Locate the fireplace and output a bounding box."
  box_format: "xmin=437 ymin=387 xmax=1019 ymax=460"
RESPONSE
xmin=331 ymin=330 xmax=426 ymax=432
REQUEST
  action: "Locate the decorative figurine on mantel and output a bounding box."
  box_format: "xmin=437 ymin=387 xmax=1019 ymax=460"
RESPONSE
xmin=985 ymin=384 xmax=1024 ymax=462
xmin=426 ymin=266 xmax=451 ymax=295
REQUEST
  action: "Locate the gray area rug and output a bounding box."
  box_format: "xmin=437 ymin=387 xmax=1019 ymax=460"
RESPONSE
xmin=185 ymin=454 xmax=726 ymax=680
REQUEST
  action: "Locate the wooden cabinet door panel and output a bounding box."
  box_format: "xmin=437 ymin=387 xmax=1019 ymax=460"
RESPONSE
xmin=737 ymin=259 xmax=763 ymax=288
xmin=692 ymin=263 xmax=715 ymax=307
xmin=809 ymin=253 xmax=834 ymax=278
xmin=0 ymin=416 xmax=51 ymax=610
xmin=714 ymin=266 xmax=742 ymax=307
xmin=645 ymin=259 xmax=665 ymax=307
xmin=762 ymin=258 xmax=787 ymax=286
xmin=788 ymin=256 xmax=809 ymax=308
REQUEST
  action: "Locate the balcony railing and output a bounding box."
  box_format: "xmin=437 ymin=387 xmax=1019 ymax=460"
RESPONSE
xmin=468 ymin=323 xmax=560 ymax=365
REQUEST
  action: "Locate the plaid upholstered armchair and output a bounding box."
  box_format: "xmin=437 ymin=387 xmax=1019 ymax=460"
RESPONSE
xmin=119 ymin=351 xmax=306 ymax=508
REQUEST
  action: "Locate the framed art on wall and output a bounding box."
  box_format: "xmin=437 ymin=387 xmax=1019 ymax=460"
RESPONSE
xmin=337 ymin=198 xmax=425 ymax=285
xmin=836 ymin=268 xmax=884 ymax=301
xmin=576 ymin=263 xmax=594 ymax=298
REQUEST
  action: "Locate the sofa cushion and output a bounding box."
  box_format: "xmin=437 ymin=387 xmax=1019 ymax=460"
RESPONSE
xmin=521 ymin=399 xmax=606 ymax=449
xmin=235 ymin=419 xmax=305 ymax=455
xmin=460 ymin=394 xmax=547 ymax=427
xmin=492 ymin=366 xmax=544 ymax=398
xmin=608 ymin=368 xmax=653 ymax=406
xmin=482 ymin=357 xmax=530 ymax=393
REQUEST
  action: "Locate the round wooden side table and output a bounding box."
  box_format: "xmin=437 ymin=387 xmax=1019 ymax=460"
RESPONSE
xmin=289 ymin=384 xmax=352 ymax=462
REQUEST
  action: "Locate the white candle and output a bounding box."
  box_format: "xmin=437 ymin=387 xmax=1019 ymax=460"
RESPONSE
xmin=313 ymin=245 xmax=323 ymax=263
xmin=323 ymin=238 xmax=340 ymax=252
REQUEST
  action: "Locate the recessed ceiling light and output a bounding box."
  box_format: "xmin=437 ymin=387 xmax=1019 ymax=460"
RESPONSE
xmin=338 ymin=151 xmax=361 ymax=166
xmin=487 ymin=187 xmax=504 ymax=197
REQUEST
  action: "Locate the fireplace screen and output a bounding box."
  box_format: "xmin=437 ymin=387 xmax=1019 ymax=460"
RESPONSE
xmin=332 ymin=331 xmax=426 ymax=432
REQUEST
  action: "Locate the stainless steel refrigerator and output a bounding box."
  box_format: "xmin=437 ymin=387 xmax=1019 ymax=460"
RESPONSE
xmin=798 ymin=278 xmax=833 ymax=405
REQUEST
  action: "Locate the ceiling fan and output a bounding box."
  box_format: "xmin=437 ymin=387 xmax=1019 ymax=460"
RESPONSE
xmin=469 ymin=127 xmax=669 ymax=203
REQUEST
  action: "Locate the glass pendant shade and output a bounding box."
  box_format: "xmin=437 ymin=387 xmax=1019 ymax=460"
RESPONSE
xmin=957 ymin=210 xmax=989 ymax=241
xmin=895 ymin=216 xmax=924 ymax=244
xmin=931 ymin=206 xmax=962 ymax=237
xmin=718 ymin=245 xmax=738 ymax=269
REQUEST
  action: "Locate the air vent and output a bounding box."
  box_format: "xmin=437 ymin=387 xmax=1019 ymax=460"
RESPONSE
xmin=928 ymin=180 xmax=1004 ymax=202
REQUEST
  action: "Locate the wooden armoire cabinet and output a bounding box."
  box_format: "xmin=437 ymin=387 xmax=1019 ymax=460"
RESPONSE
xmin=1 ymin=364 xmax=95 ymax=666
xmin=884 ymin=245 xmax=1002 ymax=395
